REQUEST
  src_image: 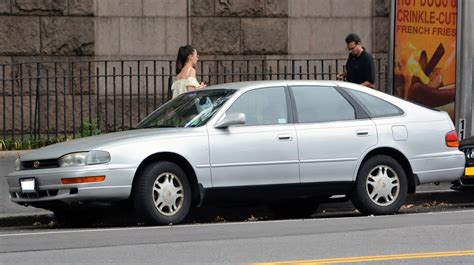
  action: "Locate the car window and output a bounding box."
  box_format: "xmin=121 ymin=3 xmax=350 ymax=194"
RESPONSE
xmin=226 ymin=87 xmax=288 ymax=126
xmin=346 ymin=89 xmax=403 ymax=117
xmin=291 ymin=86 xmax=355 ymax=123
xmin=136 ymin=89 xmax=236 ymax=128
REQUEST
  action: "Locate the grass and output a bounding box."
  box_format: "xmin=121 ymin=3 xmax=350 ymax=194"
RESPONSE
xmin=0 ymin=119 xmax=102 ymax=151
xmin=0 ymin=137 xmax=69 ymax=150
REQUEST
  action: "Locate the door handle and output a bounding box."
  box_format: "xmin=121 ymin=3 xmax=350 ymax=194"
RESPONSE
xmin=356 ymin=130 xmax=369 ymax=136
xmin=278 ymin=134 xmax=293 ymax=141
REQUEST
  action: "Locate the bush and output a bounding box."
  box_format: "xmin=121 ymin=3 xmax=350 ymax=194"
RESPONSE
xmin=0 ymin=119 xmax=102 ymax=151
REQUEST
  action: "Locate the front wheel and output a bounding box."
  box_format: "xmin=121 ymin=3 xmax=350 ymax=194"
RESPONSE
xmin=351 ymin=155 xmax=407 ymax=215
xmin=133 ymin=161 xmax=192 ymax=225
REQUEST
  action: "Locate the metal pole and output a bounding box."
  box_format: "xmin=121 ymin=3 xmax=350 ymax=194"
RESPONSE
xmin=387 ymin=0 xmax=396 ymax=95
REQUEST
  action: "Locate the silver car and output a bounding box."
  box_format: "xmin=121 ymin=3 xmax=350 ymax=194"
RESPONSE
xmin=6 ymin=81 xmax=465 ymax=225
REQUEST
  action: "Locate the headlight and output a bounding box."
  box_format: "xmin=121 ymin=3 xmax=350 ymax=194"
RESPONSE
xmin=59 ymin=151 xmax=110 ymax=167
xmin=465 ymin=148 xmax=473 ymax=160
xmin=87 ymin=150 xmax=111 ymax=165
xmin=59 ymin=152 xmax=88 ymax=167
xmin=15 ymin=158 xmax=21 ymax=170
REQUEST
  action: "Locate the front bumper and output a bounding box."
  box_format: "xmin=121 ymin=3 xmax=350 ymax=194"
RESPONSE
xmin=457 ymin=167 xmax=474 ymax=189
xmin=450 ymin=138 xmax=474 ymax=190
xmin=6 ymin=165 xmax=136 ymax=204
xmin=457 ymin=141 xmax=474 ymax=189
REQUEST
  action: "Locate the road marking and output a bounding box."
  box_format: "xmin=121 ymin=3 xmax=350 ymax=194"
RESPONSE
xmin=254 ymin=250 xmax=474 ymax=264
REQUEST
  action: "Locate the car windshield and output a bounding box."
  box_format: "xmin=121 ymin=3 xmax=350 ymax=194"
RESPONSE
xmin=136 ymin=89 xmax=236 ymax=128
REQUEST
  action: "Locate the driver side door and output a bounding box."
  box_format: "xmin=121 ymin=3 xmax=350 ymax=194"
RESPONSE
xmin=208 ymin=86 xmax=300 ymax=187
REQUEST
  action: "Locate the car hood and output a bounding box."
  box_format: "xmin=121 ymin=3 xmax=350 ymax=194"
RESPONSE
xmin=20 ymin=128 xmax=194 ymax=161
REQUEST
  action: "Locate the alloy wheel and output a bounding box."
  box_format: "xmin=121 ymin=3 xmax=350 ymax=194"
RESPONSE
xmin=152 ymin=172 xmax=184 ymax=216
xmin=365 ymin=165 xmax=400 ymax=206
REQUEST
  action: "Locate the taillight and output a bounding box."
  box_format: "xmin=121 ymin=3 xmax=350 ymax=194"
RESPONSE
xmin=445 ymin=130 xmax=459 ymax=147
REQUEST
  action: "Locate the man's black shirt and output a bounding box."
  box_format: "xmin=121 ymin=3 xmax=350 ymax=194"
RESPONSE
xmin=345 ymin=48 xmax=375 ymax=85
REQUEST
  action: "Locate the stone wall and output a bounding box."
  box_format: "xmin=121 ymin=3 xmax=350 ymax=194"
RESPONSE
xmin=0 ymin=0 xmax=94 ymax=60
xmin=0 ymin=0 xmax=391 ymax=62
xmin=0 ymin=0 xmax=96 ymax=135
xmin=190 ymin=0 xmax=391 ymax=58
xmin=0 ymin=0 xmax=392 ymax=138
xmin=191 ymin=0 xmax=289 ymax=55
xmin=0 ymin=0 xmax=392 ymax=87
xmin=0 ymin=0 xmax=190 ymax=60
xmin=94 ymin=0 xmax=188 ymax=57
xmin=289 ymin=0 xmax=390 ymax=58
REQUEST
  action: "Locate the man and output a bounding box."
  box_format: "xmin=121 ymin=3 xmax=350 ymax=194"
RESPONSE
xmin=337 ymin=33 xmax=375 ymax=88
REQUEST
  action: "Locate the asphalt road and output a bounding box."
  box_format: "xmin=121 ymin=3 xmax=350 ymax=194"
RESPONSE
xmin=1 ymin=210 xmax=473 ymax=264
xmin=2 ymin=153 xmax=474 ymax=264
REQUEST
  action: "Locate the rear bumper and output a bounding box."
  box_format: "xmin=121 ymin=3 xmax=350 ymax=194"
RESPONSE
xmin=411 ymin=153 xmax=465 ymax=184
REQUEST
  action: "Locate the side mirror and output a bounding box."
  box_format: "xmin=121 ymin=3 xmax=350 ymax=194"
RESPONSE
xmin=215 ymin=113 xmax=246 ymax=129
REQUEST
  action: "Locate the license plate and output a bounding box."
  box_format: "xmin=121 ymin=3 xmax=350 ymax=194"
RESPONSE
xmin=465 ymin=167 xmax=474 ymax=176
xmin=20 ymin=178 xmax=36 ymax=193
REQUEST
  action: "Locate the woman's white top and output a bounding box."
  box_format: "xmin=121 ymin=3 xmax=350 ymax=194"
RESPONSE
xmin=171 ymin=77 xmax=200 ymax=98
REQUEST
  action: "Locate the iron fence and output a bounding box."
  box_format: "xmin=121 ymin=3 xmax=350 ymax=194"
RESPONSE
xmin=0 ymin=58 xmax=388 ymax=142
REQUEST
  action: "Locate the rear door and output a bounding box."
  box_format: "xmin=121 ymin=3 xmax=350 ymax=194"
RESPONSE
xmin=290 ymin=85 xmax=377 ymax=183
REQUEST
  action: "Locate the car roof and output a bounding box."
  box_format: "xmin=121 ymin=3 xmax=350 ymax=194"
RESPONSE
xmin=202 ymin=80 xmax=340 ymax=92
xmin=192 ymin=80 xmax=396 ymax=102
xmin=199 ymin=80 xmax=411 ymax=109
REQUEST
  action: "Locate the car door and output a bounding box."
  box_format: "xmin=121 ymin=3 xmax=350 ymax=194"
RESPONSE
xmin=290 ymin=85 xmax=377 ymax=183
xmin=208 ymin=86 xmax=300 ymax=187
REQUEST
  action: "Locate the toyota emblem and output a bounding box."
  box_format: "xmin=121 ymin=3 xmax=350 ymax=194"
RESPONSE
xmin=33 ymin=161 xmax=40 ymax=168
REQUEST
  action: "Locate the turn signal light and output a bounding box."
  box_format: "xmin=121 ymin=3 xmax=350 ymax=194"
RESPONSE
xmin=445 ymin=130 xmax=459 ymax=147
xmin=61 ymin=176 xmax=106 ymax=184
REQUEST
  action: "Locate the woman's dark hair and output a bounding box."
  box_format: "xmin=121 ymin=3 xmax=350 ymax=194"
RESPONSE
xmin=176 ymin=45 xmax=195 ymax=75
xmin=345 ymin=33 xmax=361 ymax=44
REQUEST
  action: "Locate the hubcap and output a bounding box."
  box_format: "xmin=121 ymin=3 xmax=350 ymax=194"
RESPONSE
xmin=366 ymin=165 xmax=400 ymax=206
xmin=152 ymin=172 xmax=184 ymax=216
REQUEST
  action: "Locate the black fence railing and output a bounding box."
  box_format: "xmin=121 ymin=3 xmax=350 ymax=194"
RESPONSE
xmin=0 ymin=58 xmax=387 ymax=142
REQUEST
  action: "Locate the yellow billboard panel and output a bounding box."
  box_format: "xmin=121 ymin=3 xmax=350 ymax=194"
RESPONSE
xmin=393 ymin=0 xmax=457 ymax=120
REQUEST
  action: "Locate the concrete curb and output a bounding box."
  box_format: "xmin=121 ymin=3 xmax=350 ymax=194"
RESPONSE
xmin=0 ymin=211 xmax=54 ymax=227
xmin=0 ymin=190 xmax=472 ymax=227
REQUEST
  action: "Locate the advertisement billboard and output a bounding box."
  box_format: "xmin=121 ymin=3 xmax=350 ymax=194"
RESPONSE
xmin=393 ymin=0 xmax=458 ymax=120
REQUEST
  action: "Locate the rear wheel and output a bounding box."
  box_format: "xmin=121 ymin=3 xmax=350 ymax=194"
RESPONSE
xmin=351 ymin=155 xmax=407 ymax=215
xmin=133 ymin=161 xmax=192 ymax=225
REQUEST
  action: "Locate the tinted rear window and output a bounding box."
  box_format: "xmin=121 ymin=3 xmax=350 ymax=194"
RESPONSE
xmin=346 ymin=89 xmax=403 ymax=117
xmin=291 ymin=86 xmax=355 ymax=123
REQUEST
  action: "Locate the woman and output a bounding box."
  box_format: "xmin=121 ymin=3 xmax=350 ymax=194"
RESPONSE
xmin=171 ymin=45 xmax=206 ymax=98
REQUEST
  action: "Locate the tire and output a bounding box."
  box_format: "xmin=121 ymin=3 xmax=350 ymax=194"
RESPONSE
xmin=351 ymin=155 xmax=408 ymax=215
xmin=133 ymin=161 xmax=192 ymax=225
xmin=271 ymin=199 xmax=319 ymax=219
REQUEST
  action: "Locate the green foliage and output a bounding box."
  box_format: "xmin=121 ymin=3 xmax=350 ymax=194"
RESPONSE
xmin=0 ymin=137 xmax=66 ymax=151
xmin=0 ymin=139 xmax=5 ymax=151
xmin=0 ymin=119 xmax=103 ymax=151
xmin=80 ymin=119 xmax=101 ymax=137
